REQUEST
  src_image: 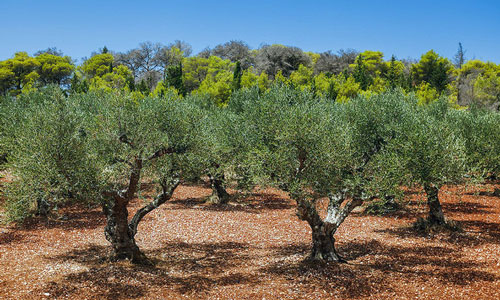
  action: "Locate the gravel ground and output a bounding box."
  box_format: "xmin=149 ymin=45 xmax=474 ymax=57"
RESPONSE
xmin=1 ymin=180 xmax=499 ymax=300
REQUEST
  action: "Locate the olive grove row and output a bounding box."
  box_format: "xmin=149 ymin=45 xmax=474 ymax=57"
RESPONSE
xmin=0 ymin=86 xmax=499 ymax=264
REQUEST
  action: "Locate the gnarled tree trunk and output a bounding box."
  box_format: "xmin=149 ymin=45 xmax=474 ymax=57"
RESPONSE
xmin=310 ymin=223 xmax=343 ymax=262
xmin=128 ymin=177 xmax=180 ymax=237
xmin=103 ymin=195 xmax=143 ymax=262
xmin=36 ymin=197 xmax=51 ymax=217
xmin=424 ymin=184 xmax=446 ymax=225
xmin=101 ymin=136 xmax=179 ymax=263
xmin=103 ymin=177 xmax=180 ymax=263
xmin=295 ymin=191 xmax=362 ymax=262
xmin=207 ymin=173 xmax=230 ymax=205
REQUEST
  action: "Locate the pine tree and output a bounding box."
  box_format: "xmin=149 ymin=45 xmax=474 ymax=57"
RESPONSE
xmin=165 ymin=62 xmax=185 ymax=96
xmin=431 ymin=60 xmax=449 ymax=94
xmin=353 ymin=54 xmax=371 ymax=90
xmin=454 ymin=42 xmax=467 ymax=104
xmin=232 ymin=61 xmax=242 ymax=91
xmin=326 ymin=80 xmax=338 ymax=101
xmin=126 ymin=75 xmax=135 ymax=91
xmin=137 ymin=79 xmax=149 ymax=95
xmin=69 ymin=74 xmax=89 ymax=94
xmin=387 ymin=55 xmax=399 ymax=89
xmin=69 ymin=73 xmax=80 ymax=94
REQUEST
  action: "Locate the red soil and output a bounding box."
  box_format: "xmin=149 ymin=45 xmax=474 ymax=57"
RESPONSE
xmin=0 ymin=180 xmax=499 ymax=299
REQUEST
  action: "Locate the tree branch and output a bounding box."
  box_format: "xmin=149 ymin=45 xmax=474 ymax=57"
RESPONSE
xmin=125 ymin=158 xmax=143 ymax=200
xmin=113 ymin=157 xmax=133 ymax=167
xmin=148 ymin=146 xmax=176 ymax=161
xmin=119 ymin=133 xmax=135 ymax=149
xmin=295 ymin=196 xmax=323 ymax=227
xmin=128 ymin=177 xmax=181 ymax=237
xmin=324 ymin=191 xmax=363 ymax=232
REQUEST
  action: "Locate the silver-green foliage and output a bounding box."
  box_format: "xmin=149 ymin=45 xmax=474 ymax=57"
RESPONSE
xmin=3 ymin=88 xmax=210 ymax=222
xmin=4 ymin=88 xmax=99 ymax=221
xmin=399 ymin=99 xmax=467 ymax=190
xmin=448 ymin=107 xmax=500 ymax=178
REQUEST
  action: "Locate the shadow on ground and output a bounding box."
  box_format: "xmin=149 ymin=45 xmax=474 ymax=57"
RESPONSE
xmin=38 ymin=235 xmax=498 ymax=299
xmin=168 ymin=191 xmax=294 ymax=213
xmin=376 ymin=217 xmax=500 ymax=247
xmin=0 ymin=230 xmax=26 ymax=245
xmin=261 ymin=239 xmax=497 ymax=298
xmin=20 ymin=206 xmax=105 ymax=231
xmin=40 ymin=241 xmax=259 ymax=299
xmin=441 ymin=201 xmax=494 ymax=215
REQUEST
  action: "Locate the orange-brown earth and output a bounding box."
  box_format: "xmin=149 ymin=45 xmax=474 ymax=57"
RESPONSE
xmin=1 ymin=177 xmax=499 ymax=299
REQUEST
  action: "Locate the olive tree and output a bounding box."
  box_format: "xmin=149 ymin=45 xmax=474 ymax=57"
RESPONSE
xmin=400 ymin=100 xmax=467 ymax=226
xmin=186 ymin=94 xmax=232 ymax=204
xmin=449 ymin=107 xmax=500 ymax=179
xmin=0 ymin=94 xmax=11 ymax=164
xmin=78 ymin=91 xmax=208 ymax=262
xmin=188 ymin=89 xmax=265 ymax=205
xmin=5 ymin=88 xmax=210 ymax=263
xmin=4 ymin=88 xmax=99 ymax=220
xmin=229 ymin=86 xmax=411 ymax=262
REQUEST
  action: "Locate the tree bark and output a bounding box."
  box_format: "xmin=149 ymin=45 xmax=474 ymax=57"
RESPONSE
xmin=310 ymin=223 xmax=344 ymax=262
xmin=36 ymin=197 xmax=50 ymax=217
xmin=100 ymin=137 xmax=179 ymax=263
xmin=128 ymin=177 xmax=180 ymax=237
xmin=103 ymin=177 xmax=180 ymax=264
xmin=295 ymin=191 xmax=362 ymax=263
xmin=207 ymin=173 xmax=230 ymax=205
xmin=103 ymin=196 xmax=144 ymax=263
xmin=424 ymin=184 xmax=446 ymax=225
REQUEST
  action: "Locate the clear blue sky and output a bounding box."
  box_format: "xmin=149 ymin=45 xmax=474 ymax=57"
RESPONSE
xmin=1 ymin=0 xmax=499 ymax=63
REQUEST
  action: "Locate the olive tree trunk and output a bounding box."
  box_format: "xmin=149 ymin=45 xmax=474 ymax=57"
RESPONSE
xmin=207 ymin=173 xmax=230 ymax=205
xmin=36 ymin=197 xmax=51 ymax=217
xmin=424 ymin=184 xmax=446 ymax=225
xmin=103 ymin=195 xmax=143 ymax=262
xmin=310 ymin=223 xmax=343 ymax=262
xmin=103 ymin=177 xmax=180 ymax=263
xmin=101 ymin=144 xmax=178 ymax=263
xmin=296 ymin=191 xmax=362 ymax=262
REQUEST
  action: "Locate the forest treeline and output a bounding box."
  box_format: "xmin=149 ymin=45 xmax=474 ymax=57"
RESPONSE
xmin=0 ymin=41 xmax=499 ymax=110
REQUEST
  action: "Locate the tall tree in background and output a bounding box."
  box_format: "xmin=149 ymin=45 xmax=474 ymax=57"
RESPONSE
xmin=454 ymin=42 xmax=466 ymax=69
xmin=81 ymin=53 xmax=114 ymax=78
xmin=314 ymin=49 xmax=358 ymax=75
xmin=115 ymin=49 xmax=142 ymax=80
xmin=386 ymin=55 xmax=399 ymax=89
xmin=412 ymin=50 xmax=453 ymax=94
xmin=34 ymin=53 xmax=75 ymax=85
xmin=432 ymin=60 xmax=451 ymax=93
xmin=34 ymin=47 xmax=64 ymax=57
xmin=232 ymin=61 xmax=242 ymax=91
xmin=169 ymin=40 xmax=193 ymax=57
xmin=155 ymin=46 xmax=185 ymax=78
xmin=134 ymin=42 xmax=163 ymax=91
xmin=255 ymin=44 xmax=311 ymax=78
xmin=0 ymin=52 xmax=40 ymax=94
xmin=212 ymin=40 xmax=253 ymax=69
xmin=164 ymin=62 xmax=185 ymax=96
xmin=454 ymin=43 xmax=467 ymax=105
xmin=353 ymin=54 xmax=371 ymax=90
